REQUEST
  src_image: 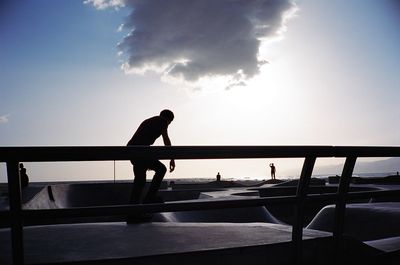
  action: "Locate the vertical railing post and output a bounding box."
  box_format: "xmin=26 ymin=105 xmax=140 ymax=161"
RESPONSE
xmin=292 ymin=156 xmax=316 ymax=264
xmin=333 ymin=156 xmax=357 ymax=263
xmin=7 ymin=161 xmax=24 ymax=265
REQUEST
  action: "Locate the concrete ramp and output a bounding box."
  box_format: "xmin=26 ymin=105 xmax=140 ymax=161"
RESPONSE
xmin=307 ymin=202 xmax=400 ymax=241
xmin=159 ymin=206 xmax=282 ymax=223
xmin=24 ymin=183 xmax=200 ymax=209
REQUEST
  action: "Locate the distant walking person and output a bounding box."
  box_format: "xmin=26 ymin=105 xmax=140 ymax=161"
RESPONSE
xmin=269 ymin=163 xmax=276 ymax=180
xmin=127 ymin=110 xmax=175 ymax=205
xmin=19 ymin=163 xmax=29 ymax=188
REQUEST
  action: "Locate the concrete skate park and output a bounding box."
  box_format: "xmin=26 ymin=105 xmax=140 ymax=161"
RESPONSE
xmin=1 ymin=145 xmax=400 ymax=265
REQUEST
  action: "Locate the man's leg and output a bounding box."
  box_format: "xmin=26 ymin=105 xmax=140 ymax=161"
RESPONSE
xmin=144 ymin=160 xmax=167 ymax=203
xmin=127 ymin=162 xmax=156 ymax=223
xmin=130 ymin=163 xmax=147 ymax=204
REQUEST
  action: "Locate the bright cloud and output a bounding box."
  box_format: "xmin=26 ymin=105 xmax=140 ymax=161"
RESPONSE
xmin=84 ymin=0 xmax=124 ymax=9
xmin=119 ymin=0 xmax=296 ymax=83
xmin=0 ymin=114 xmax=10 ymax=124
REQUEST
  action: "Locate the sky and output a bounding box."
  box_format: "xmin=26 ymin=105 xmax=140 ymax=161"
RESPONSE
xmin=1 ymin=0 xmax=400 ymax=183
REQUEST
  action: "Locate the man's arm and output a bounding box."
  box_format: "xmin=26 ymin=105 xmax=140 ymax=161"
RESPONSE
xmin=161 ymin=128 xmax=175 ymax=172
xmin=161 ymin=128 xmax=171 ymax=146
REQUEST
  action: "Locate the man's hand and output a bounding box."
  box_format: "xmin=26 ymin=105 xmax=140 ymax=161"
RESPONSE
xmin=169 ymin=159 xmax=175 ymax=172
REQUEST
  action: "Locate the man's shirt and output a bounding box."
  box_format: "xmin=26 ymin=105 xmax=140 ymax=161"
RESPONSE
xmin=127 ymin=116 xmax=168 ymax=146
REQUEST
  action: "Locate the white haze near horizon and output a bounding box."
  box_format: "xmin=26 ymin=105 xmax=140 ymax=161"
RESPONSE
xmin=1 ymin=157 xmax=399 ymax=183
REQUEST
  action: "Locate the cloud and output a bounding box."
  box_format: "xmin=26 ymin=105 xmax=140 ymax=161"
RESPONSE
xmin=84 ymin=0 xmax=124 ymax=10
xmin=86 ymin=0 xmax=296 ymax=86
xmin=117 ymin=0 xmax=296 ymax=84
xmin=0 ymin=114 xmax=10 ymax=124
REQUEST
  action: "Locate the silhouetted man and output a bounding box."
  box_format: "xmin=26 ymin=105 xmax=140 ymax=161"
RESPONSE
xmin=127 ymin=109 xmax=175 ymax=205
xmin=269 ymin=163 xmax=276 ymax=180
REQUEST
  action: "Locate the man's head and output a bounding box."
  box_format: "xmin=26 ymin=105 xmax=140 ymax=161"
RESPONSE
xmin=160 ymin=109 xmax=174 ymax=124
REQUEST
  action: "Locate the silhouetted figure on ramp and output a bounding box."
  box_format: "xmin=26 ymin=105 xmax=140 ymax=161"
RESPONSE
xmin=19 ymin=163 xmax=29 ymax=188
xmin=269 ymin=163 xmax=276 ymax=180
xmin=127 ymin=110 xmax=175 ymax=207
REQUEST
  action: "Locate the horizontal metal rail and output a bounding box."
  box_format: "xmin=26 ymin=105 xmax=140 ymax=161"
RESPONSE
xmin=1 ymin=145 xmax=400 ymax=162
xmin=0 ymin=145 xmax=336 ymax=161
xmin=1 ymin=145 xmax=400 ymax=265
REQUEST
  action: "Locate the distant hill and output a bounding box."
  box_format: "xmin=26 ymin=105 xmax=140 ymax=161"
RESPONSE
xmin=313 ymin=157 xmax=400 ymax=175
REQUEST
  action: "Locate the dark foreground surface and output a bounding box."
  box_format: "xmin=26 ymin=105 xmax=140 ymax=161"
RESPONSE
xmin=1 ymin=222 xmax=332 ymax=265
xmin=1 ymin=222 xmax=398 ymax=265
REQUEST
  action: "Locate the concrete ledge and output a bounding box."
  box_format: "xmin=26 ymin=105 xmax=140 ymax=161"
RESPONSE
xmin=365 ymin=236 xmax=400 ymax=253
xmin=0 ymin=222 xmax=332 ymax=265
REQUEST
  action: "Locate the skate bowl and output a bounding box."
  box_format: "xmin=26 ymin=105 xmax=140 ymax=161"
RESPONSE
xmin=22 ymin=183 xmax=282 ymax=225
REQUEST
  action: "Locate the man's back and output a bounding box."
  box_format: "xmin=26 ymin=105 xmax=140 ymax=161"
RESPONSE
xmin=127 ymin=116 xmax=168 ymax=146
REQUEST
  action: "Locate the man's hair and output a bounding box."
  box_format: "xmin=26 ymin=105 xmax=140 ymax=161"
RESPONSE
xmin=160 ymin=109 xmax=174 ymax=122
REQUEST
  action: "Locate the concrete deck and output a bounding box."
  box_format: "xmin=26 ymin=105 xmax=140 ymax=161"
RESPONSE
xmin=0 ymin=222 xmax=334 ymax=265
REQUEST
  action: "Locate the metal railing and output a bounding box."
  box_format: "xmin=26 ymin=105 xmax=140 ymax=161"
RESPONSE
xmin=1 ymin=145 xmax=400 ymax=265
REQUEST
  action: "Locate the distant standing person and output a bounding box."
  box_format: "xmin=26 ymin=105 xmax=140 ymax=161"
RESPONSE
xmin=216 ymin=172 xmax=221 ymax=182
xmin=19 ymin=163 xmax=29 ymax=188
xmin=127 ymin=109 xmax=175 ymax=205
xmin=269 ymin=163 xmax=276 ymax=180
